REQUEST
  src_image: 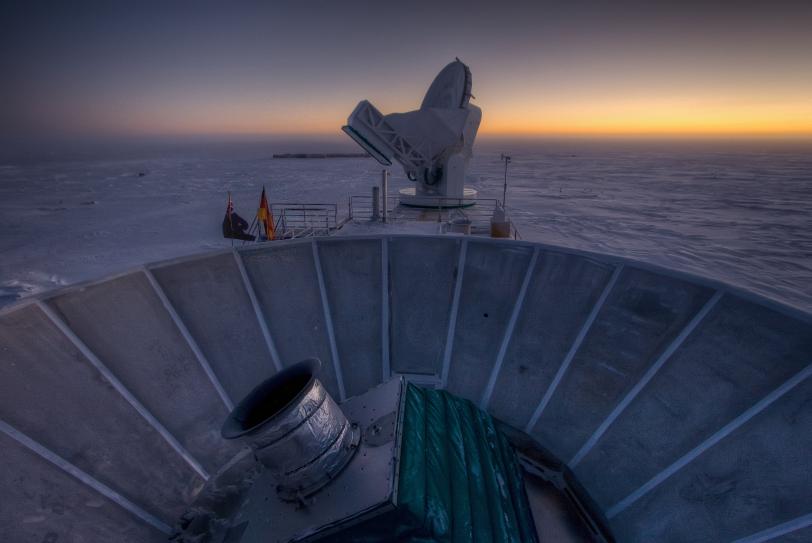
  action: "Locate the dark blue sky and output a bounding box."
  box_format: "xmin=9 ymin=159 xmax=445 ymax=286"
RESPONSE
xmin=2 ymin=0 xmax=810 ymax=142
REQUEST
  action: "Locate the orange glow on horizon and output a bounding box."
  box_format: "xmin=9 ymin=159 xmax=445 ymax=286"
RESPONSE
xmin=120 ymin=119 xmax=812 ymax=140
xmin=108 ymin=92 xmax=812 ymax=139
xmin=6 ymin=1 xmax=812 ymax=144
xmin=480 ymin=97 xmax=812 ymax=137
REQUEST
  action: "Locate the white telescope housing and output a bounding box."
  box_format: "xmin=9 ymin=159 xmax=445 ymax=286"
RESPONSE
xmin=343 ymin=59 xmax=482 ymax=207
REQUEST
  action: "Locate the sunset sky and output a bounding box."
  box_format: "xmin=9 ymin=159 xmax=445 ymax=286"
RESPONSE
xmin=2 ymin=1 xmax=811 ymax=142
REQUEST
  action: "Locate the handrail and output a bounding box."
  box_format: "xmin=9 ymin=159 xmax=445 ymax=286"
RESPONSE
xmin=348 ymin=194 xmax=522 ymax=239
xmin=258 ymin=196 xmax=522 ymax=240
xmin=269 ymin=203 xmax=338 ymax=239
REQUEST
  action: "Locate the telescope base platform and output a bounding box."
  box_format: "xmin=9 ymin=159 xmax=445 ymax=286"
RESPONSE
xmin=398 ymin=187 xmax=478 ymax=208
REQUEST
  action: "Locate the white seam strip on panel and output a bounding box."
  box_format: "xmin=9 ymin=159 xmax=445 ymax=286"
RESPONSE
xmin=232 ymin=249 xmax=282 ymax=371
xmin=731 ymin=512 xmax=812 ymax=543
xmin=143 ymin=268 xmax=233 ymax=411
xmin=381 ymin=237 xmax=391 ymax=380
xmin=440 ymin=239 xmax=468 ymax=388
xmin=311 ymin=240 xmax=346 ymax=401
xmin=525 ymin=265 xmax=623 ymax=433
xmin=480 ymin=246 xmax=540 ymax=408
xmin=37 ymin=301 xmax=210 ymax=481
xmin=394 ymin=373 xmax=443 ymax=388
xmin=569 ymin=290 xmax=724 ymax=468
xmin=0 ymin=419 xmax=173 ymax=535
xmin=607 ymin=362 xmax=812 ymax=519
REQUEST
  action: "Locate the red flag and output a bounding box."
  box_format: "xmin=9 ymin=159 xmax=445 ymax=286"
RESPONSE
xmin=257 ymin=187 xmax=275 ymax=240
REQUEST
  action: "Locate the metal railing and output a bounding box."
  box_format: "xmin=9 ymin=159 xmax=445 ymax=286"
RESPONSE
xmin=270 ymin=203 xmax=338 ymax=239
xmin=348 ymin=195 xmax=399 ymax=221
xmin=348 ymin=194 xmax=521 ymax=239
xmin=245 ymin=196 xmax=521 ymax=241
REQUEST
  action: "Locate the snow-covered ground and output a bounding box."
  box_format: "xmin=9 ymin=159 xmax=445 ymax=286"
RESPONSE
xmin=1 ymin=139 xmax=810 ymax=312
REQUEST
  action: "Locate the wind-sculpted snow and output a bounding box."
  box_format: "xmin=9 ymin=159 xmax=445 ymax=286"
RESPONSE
xmin=0 ymin=139 xmax=810 ymax=311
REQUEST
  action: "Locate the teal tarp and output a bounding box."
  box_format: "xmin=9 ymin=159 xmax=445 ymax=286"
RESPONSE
xmin=330 ymin=385 xmax=538 ymax=542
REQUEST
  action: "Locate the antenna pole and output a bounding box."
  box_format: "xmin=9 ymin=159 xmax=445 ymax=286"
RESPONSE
xmin=381 ymin=169 xmax=389 ymax=224
xmin=500 ymin=154 xmax=511 ymax=207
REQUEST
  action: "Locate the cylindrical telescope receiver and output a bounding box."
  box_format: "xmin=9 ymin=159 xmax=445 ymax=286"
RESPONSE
xmin=221 ymin=359 xmax=359 ymax=501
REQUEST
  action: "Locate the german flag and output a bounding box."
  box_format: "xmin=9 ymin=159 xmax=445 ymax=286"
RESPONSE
xmin=257 ymin=186 xmax=275 ymax=240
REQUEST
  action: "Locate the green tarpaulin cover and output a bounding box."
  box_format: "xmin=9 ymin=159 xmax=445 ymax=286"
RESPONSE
xmin=330 ymin=384 xmax=538 ymax=542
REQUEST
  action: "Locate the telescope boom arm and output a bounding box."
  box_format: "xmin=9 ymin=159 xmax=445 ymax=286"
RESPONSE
xmin=342 ymin=100 xmax=430 ymax=175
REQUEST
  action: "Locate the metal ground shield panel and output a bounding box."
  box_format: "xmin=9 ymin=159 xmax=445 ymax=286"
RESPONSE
xmin=531 ymin=267 xmax=715 ymax=461
xmin=240 ymin=242 xmax=341 ymax=397
xmin=151 ymin=252 xmax=277 ymax=403
xmin=445 ymin=241 xmax=534 ymax=402
xmin=488 ymin=251 xmax=614 ymax=428
xmin=0 ymin=431 xmax=167 ymax=543
xmin=317 ymin=238 xmax=383 ymax=398
xmin=609 ymin=376 xmax=812 ymax=542
xmin=45 ymin=272 xmax=238 ymax=471
xmin=388 ymin=236 xmax=461 ymax=376
xmin=574 ymin=294 xmax=812 ymax=510
xmin=0 ymin=304 xmax=204 ymax=522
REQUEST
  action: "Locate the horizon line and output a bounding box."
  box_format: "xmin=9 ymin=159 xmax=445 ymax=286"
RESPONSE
xmin=6 ymin=131 xmax=811 ymax=143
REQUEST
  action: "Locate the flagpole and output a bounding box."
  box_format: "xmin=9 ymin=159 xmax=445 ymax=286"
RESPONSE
xmin=228 ymin=192 xmax=234 ymax=247
xmin=245 ymin=215 xmax=257 ymax=245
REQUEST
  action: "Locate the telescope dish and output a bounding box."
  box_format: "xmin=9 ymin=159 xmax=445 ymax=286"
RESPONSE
xmin=421 ymin=60 xmax=472 ymax=109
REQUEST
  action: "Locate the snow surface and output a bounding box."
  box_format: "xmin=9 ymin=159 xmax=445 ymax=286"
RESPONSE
xmin=1 ymin=140 xmax=810 ymax=312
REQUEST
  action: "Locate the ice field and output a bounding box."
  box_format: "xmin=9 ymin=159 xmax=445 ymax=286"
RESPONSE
xmin=1 ymin=138 xmax=810 ymax=311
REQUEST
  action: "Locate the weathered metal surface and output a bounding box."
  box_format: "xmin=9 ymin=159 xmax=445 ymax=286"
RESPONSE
xmin=44 ymin=271 xmax=238 ymax=472
xmin=150 ymin=251 xmax=276 ymax=403
xmin=444 ymin=240 xmax=534 ymax=400
xmin=388 ymin=236 xmax=461 ymax=376
xmin=239 ymin=243 xmax=342 ymax=397
xmin=1 ymin=234 xmax=810 ymax=542
xmin=316 ymin=238 xmax=383 ymax=398
xmin=0 ymin=304 xmax=205 ymax=523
